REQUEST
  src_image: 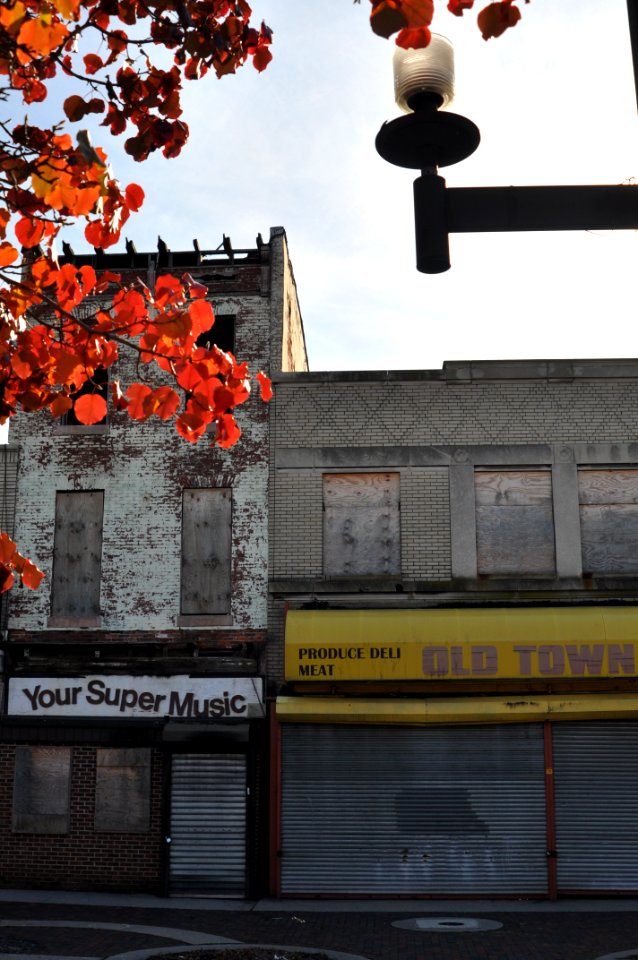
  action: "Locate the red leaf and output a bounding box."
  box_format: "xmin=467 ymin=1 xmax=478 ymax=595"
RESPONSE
xmin=256 ymin=370 xmax=273 ymax=402
xmin=370 ymin=0 xmax=407 ymax=38
xmin=398 ymin=0 xmax=434 ymax=27
xmin=126 ymin=382 xmax=153 ymax=420
xmin=63 ymin=94 xmax=90 ymax=122
xmin=176 ymin=410 xmax=208 ymax=443
xmin=477 ymin=0 xmax=522 ymax=39
xmin=0 ymin=532 xmax=17 ymax=565
xmin=188 ymin=298 xmax=214 ymax=336
xmin=125 ymin=183 xmax=144 ymax=211
xmin=182 ymin=273 xmax=208 ymax=298
xmin=15 ymin=217 xmax=45 ymax=248
xmin=447 ymin=0 xmax=474 ymax=14
xmin=152 ymin=386 xmax=180 ymax=420
xmin=215 ymin=412 xmax=241 ymax=448
xmin=252 ymin=45 xmax=272 ymax=72
xmin=73 ymin=393 xmax=107 ymax=425
xmin=371 ymin=0 xmax=433 ymax=38
xmin=20 ymin=558 xmax=45 ymax=590
xmin=396 ymin=25 xmax=431 ymax=47
xmin=84 ymin=53 xmax=103 ymax=74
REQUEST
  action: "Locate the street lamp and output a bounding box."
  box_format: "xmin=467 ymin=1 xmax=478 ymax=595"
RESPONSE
xmin=376 ymin=32 xmax=638 ymax=274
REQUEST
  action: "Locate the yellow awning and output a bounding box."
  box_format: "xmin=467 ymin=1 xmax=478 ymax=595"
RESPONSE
xmin=276 ymin=692 xmax=638 ymax=726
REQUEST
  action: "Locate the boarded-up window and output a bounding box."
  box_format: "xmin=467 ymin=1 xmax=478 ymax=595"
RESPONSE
xmin=95 ymin=749 xmax=151 ymax=833
xmin=579 ymin=469 xmax=638 ymax=574
xmin=475 ymin=470 xmax=555 ymax=576
xmin=323 ymin=473 xmax=400 ymax=576
xmin=181 ymin=488 xmax=231 ymax=614
xmin=13 ymin=746 xmax=71 ymax=834
xmin=51 ymin=491 xmax=104 ymax=618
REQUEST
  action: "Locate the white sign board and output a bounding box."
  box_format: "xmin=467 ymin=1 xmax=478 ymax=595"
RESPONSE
xmin=8 ymin=676 xmax=265 ymax=719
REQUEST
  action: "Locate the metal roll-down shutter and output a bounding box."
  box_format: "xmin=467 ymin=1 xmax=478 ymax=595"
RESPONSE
xmin=281 ymin=723 xmax=547 ymax=895
xmin=170 ymin=754 xmax=246 ymax=896
xmin=554 ymin=722 xmax=638 ymax=891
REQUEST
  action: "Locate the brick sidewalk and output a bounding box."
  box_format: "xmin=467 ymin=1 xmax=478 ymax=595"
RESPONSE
xmin=2 ymin=901 xmax=638 ymax=960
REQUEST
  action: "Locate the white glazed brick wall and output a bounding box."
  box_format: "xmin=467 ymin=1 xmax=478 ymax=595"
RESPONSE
xmin=274 ymin=381 xmax=638 ymax=447
xmin=272 ymin=471 xmax=323 ymax=578
xmin=9 ymin=292 xmax=272 ymax=632
xmin=401 ymin=468 xmax=451 ymax=580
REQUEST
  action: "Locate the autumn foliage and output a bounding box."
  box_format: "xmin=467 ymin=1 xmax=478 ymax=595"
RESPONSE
xmin=0 ymin=0 xmax=525 ymax=592
xmin=369 ymin=0 xmax=528 ymax=48
xmin=0 ymin=0 xmax=275 ymax=591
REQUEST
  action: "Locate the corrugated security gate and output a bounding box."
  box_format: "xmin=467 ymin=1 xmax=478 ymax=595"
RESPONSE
xmin=554 ymin=722 xmax=638 ymax=892
xmin=169 ymin=754 xmax=246 ymax=896
xmin=280 ymin=723 xmax=547 ymax=895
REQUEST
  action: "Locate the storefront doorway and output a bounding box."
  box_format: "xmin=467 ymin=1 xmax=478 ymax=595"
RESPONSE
xmin=169 ymin=753 xmax=247 ymax=897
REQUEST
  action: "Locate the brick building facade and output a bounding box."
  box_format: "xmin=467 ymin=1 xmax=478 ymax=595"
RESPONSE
xmin=4 ymin=228 xmax=638 ymax=898
xmin=269 ymin=361 xmax=638 ymax=898
xmin=0 ymin=228 xmax=307 ymax=895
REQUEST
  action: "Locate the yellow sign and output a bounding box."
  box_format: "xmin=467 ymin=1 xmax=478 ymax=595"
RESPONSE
xmin=285 ymin=607 xmax=638 ymax=681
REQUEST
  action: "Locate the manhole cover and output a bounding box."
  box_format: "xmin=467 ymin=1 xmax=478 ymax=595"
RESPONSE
xmin=392 ymin=917 xmax=503 ymax=932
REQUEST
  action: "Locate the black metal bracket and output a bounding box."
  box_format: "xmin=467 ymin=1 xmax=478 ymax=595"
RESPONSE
xmin=376 ymin=0 xmax=638 ymax=274
xmin=414 ymin=176 xmax=638 ymax=273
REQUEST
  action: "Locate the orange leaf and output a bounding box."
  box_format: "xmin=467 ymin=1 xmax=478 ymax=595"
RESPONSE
xmin=0 ymin=242 xmax=19 ymax=267
xmin=15 ymin=217 xmax=45 ymax=248
xmin=256 ymin=371 xmax=273 ymax=402
xmin=477 ymin=0 xmax=521 ymax=39
xmin=20 ymin=558 xmax=45 ymax=590
xmin=73 ymin=393 xmax=107 ymax=425
xmin=17 ymin=16 xmax=69 ymax=61
xmin=49 ymin=394 xmax=73 ymax=417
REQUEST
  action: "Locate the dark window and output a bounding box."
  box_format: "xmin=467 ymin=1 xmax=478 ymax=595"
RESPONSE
xmin=196 ymin=313 xmax=235 ymax=354
xmin=62 ymin=367 xmax=109 ymax=426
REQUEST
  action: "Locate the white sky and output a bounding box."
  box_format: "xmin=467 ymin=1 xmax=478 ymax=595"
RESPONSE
xmin=8 ymin=0 xmax=638 ymax=378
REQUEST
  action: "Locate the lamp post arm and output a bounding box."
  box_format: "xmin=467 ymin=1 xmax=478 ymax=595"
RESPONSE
xmin=414 ymin=179 xmax=638 ymax=274
xmin=447 ymin=184 xmax=638 ymax=233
